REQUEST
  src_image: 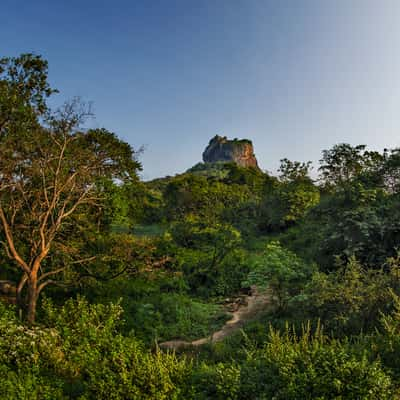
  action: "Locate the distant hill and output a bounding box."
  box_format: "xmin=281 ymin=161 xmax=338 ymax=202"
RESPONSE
xmin=146 ymin=135 xmax=261 ymax=189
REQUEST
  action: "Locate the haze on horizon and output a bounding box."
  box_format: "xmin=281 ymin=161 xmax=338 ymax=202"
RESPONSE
xmin=2 ymin=0 xmax=400 ymax=179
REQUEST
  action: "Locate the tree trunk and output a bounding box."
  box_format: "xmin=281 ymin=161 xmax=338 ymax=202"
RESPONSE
xmin=26 ymin=277 xmax=38 ymax=325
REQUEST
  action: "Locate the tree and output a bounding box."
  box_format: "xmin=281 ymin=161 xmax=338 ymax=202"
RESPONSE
xmin=0 ymin=55 xmax=141 ymax=323
xmin=381 ymin=148 xmax=400 ymax=193
xmin=170 ymin=216 xmax=245 ymax=297
xmin=319 ymin=143 xmax=384 ymax=189
xmin=278 ymin=158 xmax=313 ymax=183
xmin=243 ymin=241 xmax=315 ymax=311
xmin=0 ymin=53 xmax=56 ymax=135
xmin=259 ymin=159 xmax=319 ymax=231
xmin=163 ymin=173 xmax=255 ymax=226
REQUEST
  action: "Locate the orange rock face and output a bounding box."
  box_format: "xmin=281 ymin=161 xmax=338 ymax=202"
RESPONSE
xmin=202 ymin=135 xmax=259 ymax=168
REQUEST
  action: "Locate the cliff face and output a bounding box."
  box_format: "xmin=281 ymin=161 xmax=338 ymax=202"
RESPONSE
xmin=202 ymin=135 xmax=259 ymax=168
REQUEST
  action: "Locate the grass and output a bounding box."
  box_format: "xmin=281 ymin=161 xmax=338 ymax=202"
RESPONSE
xmin=133 ymin=224 xmax=166 ymax=237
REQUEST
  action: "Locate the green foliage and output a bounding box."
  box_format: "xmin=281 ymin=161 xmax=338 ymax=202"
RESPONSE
xmin=319 ymin=143 xmax=385 ymax=190
xmin=289 ymin=256 xmax=400 ymax=337
xmin=170 ymin=216 xmax=247 ymax=297
xmin=2 ymin=296 xmax=398 ymax=399
xmin=152 ymin=294 xmax=227 ymax=341
xmin=368 ymin=290 xmax=400 ymax=379
xmin=190 ymin=362 xmax=241 ymax=400
xmin=186 ymin=161 xmax=233 ymax=179
xmin=285 ymin=182 xmax=399 ymax=269
xmin=5 ymin=53 xmax=400 ymax=398
xmin=279 ymin=180 xmax=320 ymax=224
xmin=0 ymin=369 xmax=65 ymax=400
xmin=375 ymin=297 xmax=400 ymax=371
xmin=163 ymin=173 xmax=257 ymax=225
xmin=0 ymin=299 xmax=193 ymax=399
xmin=160 ymin=167 xmax=266 ymax=236
xmin=189 ymin=324 xmax=394 ymax=399
xmin=239 ymin=325 xmax=393 ymax=399
xmin=381 ymin=148 xmax=400 ymax=193
xmin=86 ymin=273 xmax=227 ymax=343
xmin=164 ymin=174 xmax=215 ymax=220
xmin=280 ymin=145 xmax=400 ymax=270
xmin=0 ymin=302 xmax=66 ymax=399
xmin=244 ymin=241 xmax=316 ymax=310
xmin=0 ymin=53 xmax=56 ymax=135
xmin=42 ymin=297 xmax=191 ymax=399
xmin=278 ymin=158 xmax=313 ymax=182
xmin=133 ymin=224 xmax=166 ymax=237
xmin=260 ymin=159 xmax=319 ymax=231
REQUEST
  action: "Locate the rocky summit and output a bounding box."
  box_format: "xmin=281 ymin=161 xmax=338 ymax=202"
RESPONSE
xmin=202 ymin=135 xmax=259 ymax=168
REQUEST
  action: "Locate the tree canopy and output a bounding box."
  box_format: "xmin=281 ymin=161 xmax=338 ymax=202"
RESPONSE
xmin=0 ymin=54 xmax=141 ymax=323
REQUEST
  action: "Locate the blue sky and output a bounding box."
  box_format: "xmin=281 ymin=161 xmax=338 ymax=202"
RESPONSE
xmin=2 ymin=0 xmax=400 ymax=179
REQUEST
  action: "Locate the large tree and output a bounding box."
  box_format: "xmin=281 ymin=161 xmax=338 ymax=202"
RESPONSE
xmin=319 ymin=143 xmax=385 ymax=190
xmin=0 ymin=54 xmax=141 ymax=323
xmin=0 ymin=53 xmax=55 ymax=135
xmin=259 ymin=159 xmax=319 ymax=231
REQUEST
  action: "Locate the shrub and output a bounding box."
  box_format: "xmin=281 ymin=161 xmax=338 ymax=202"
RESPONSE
xmin=239 ymin=325 xmax=393 ymax=399
xmin=244 ymin=241 xmax=315 ymax=311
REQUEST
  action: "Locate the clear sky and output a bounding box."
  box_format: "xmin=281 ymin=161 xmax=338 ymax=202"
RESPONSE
xmin=2 ymin=0 xmax=400 ymax=179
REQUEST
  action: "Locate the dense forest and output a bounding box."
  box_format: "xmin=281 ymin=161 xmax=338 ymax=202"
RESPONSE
xmin=2 ymin=54 xmax=400 ymax=399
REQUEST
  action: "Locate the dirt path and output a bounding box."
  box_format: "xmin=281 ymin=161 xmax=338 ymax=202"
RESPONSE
xmin=159 ymin=289 xmax=271 ymax=350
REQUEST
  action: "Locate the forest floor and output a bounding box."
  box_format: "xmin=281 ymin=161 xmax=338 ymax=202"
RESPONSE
xmin=159 ymin=288 xmax=271 ymax=350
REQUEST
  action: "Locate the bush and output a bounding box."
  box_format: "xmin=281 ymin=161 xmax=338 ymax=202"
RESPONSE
xmin=189 ymin=324 xmax=393 ymax=400
xmin=244 ymin=241 xmax=315 ymax=311
xmin=0 ymin=299 xmax=193 ymax=399
xmin=0 ymin=303 xmax=65 ymax=399
xmin=42 ymin=297 xmax=192 ymax=399
xmin=290 ymin=257 xmax=400 ymax=336
xmin=190 ymin=362 xmax=241 ymax=400
xmin=240 ymin=325 xmax=393 ymax=399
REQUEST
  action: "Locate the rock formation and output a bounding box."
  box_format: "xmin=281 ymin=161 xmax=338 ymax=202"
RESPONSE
xmin=202 ymin=135 xmax=259 ymax=168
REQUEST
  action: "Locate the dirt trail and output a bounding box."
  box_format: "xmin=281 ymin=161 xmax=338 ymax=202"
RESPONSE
xmin=159 ymin=289 xmax=271 ymax=350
